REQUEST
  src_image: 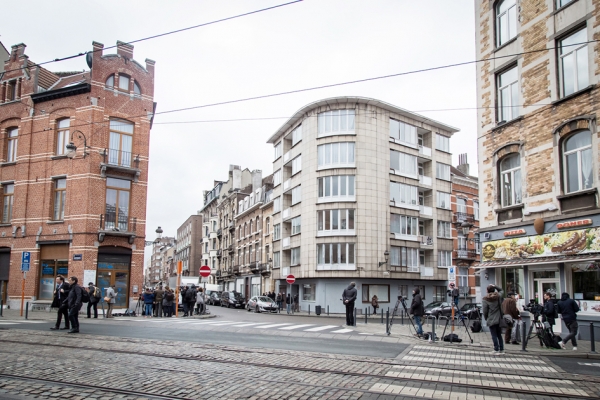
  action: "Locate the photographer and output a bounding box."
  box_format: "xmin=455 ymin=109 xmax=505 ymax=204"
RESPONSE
xmin=542 ymin=292 xmax=557 ymax=335
xmin=447 ymin=283 xmax=459 ymax=309
xmin=408 ymin=288 xmax=424 ymax=338
xmin=482 ymin=284 xmax=505 ymax=355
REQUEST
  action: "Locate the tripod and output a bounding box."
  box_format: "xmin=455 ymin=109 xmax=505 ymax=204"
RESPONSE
xmin=133 ymin=297 xmax=143 ymax=317
xmin=440 ymin=307 xmax=474 ymax=343
xmin=387 ymin=296 xmax=418 ymax=336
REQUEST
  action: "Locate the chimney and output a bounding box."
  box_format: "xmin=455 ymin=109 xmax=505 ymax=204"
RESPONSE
xmin=457 ymin=153 xmax=470 ymax=176
xmin=251 ymin=170 xmax=262 ymax=191
xmin=233 ymin=168 xmax=242 ymax=190
xmin=10 ymin=43 xmax=26 ymax=61
xmin=116 ymin=40 xmax=134 ymax=59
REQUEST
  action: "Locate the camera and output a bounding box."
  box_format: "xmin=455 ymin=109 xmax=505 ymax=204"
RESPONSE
xmin=524 ymin=299 xmax=543 ymax=319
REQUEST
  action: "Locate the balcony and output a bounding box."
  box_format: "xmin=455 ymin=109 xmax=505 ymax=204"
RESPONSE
xmin=217 ymin=249 xmax=222 ymax=258
xmin=228 ymin=222 xmax=235 ymax=232
xmin=418 ymin=175 xmax=432 ymax=187
xmin=259 ymin=263 xmax=270 ymax=275
xmin=282 ymin=237 xmax=290 ymax=249
xmin=100 ymin=149 xmax=141 ymax=181
xmin=418 ymin=145 xmax=432 ymax=158
xmin=250 ymin=262 xmax=260 ymax=273
xmin=217 ymin=229 xmax=222 ymax=237
xmin=419 ymin=205 xmax=433 ymax=217
xmin=418 ymin=235 xmax=433 ymax=246
xmin=453 ymin=212 xmax=475 ymax=224
xmin=227 ymin=245 xmax=234 ymax=254
xmin=453 ymin=249 xmax=477 ymax=260
xmin=233 ymin=265 xmax=241 ymax=275
xmin=98 ymin=213 xmax=137 ymax=244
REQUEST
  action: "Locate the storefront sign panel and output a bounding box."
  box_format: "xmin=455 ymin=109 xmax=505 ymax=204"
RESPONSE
xmin=482 ymin=227 xmax=600 ymax=262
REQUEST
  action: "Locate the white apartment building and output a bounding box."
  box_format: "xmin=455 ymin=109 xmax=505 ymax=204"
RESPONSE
xmin=267 ymin=97 xmax=458 ymax=313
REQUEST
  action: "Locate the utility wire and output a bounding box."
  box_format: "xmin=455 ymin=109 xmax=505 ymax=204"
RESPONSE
xmin=1 ymin=0 xmax=303 ymax=75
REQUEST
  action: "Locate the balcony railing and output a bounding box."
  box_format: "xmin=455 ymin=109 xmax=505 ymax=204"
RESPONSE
xmin=106 ymin=148 xmax=136 ymax=168
xmin=454 ymin=249 xmax=477 ymax=260
xmin=228 ymin=222 xmax=235 ymax=231
xmin=100 ymin=213 xmax=136 ymax=232
xmin=418 ymin=175 xmax=432 ymax=186
xmin=453 ymin=212 xmax=475 ymax=223
xmin=418 ymin=235 xmax=433 ymax=246
xmin=233 ymin=265 xmax=241 ymax=275
xmin=217 ymin=249 xmax=222 ymax=258
xmin=227 ymin=245 xmax=234 ymax=254
xmin=418 ymin=145 xmax=432 ymax=157
xmin=217 ymin=229 xmax=222 ymax=237
xmin=419 ymin=205 xmax=433 ymax=216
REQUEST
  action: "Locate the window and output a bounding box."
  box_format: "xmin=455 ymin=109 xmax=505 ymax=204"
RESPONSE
xmin=559 ymin=28 xmax=589 ymax=97
xmin=390 ymin=150 xmax=417 ymax=177
xmin=458 ymin=267 xmax=469 ymax=290
xmin=105 ymin=177 xmax=131 ymax=231
xmin=118 ymin=74 xmax=130 ymax=91
xmin=362 ymin=284 xmax=390 ymax=303
xmin=437 ymin=221 xmax=451 ymax=238
xmin=303 ymin=283 xmax=316 ymax=301
xmin=391 ymin=214 xmax=418 ymax=236
xmin=317 ymin=209 xmax=355 ymax=234
xmin=250 ymin=220 xmax=254 ymax=234
xmin=389 ymin=119 xmax=417 ymax=146
xmin=292 ymin=125 xmax=302 ymax=146
xmin=273 ymin=196 xmax=281 ymax=213
xmin=6 ymin=128 xmax=18 ymax=163
xmin=53 ymin=178 xmax=66 ymax=221
xmin=273 ymin=251 xmax=281 ymax=268
xmin=291 ymin=247 xmax=301 ymax=266
xmin=436 ymin=162 xmax=450 ymax=181
xmin=274 ymin=142 xmax=282 ymax=160
xmin=496 ymin=0 xmax=517 ymax=47
xmin=457 ymin=235 xmax=467 ymax=250
xmin=438 ymin=250 xmax=452 ymax=268
xmin=557 ymin=0 xmax=574 ymax=8
xmin=433 ymin=286 xmax=447 ymax=302
xmin=291 ymin=185 xmax=302 ymax=205
xmin=38 ymin=260 xmax=69 ymax=300
xmin=273 ymin=224 xmax=281 ymax=241
xmin=317 ymin=175 xmax=355 ymax=201
xmin=563 ymin=130 xmax=593 ymax=193
xmin=390 ymin=247 xmax=419 ymax=272
xmin=390 ymin=182 xmax=418 ymax=207
xmin=273 ymin=170 xmax=282 ymax=186
xmin=317 ymin=243 xmax=355 ymax=269
xmin=292 ymin=155 xmax=302 ymax=175
xmin=266 ymin=217 xmax=270 ymax=234
xmin=473 ymin=201 xmax=479 ymax=220
xmin=399 ymin=285 xmax=408 ymax=299
xmin=317 ymin=109 xmax=355 ymax=136
xmin=497 ymin=66 xmax=519 ymax=122
xmin=133 ymin=81 xmax=141 ymax=95
xmin=437 ymin=192 xmax=451 ymax=209
xmin=2 ymin=183 xmax=14 ymax=223
xmin=108 ymin=119 xmax=133 ymax=167
xmin=317 ymin=142 xmax=355 ymax=168
xmin=56 ymin=119 xmax=70 ymax=156
xmin=435 ymin=134 xmax=450 ymax=152
xmin=500 ymin=154 xmax=522 ymax=206
xmin=291 ymin=216 xmax=301 ymax=235
xmin=105 ymin=74 xmax=114 ymax=88
xmin=457 ymin=198 xmax=467 ymax=214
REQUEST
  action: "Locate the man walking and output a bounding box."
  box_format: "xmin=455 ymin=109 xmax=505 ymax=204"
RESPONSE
xmin=409 ymin=287 xmax=424 ymax=337
xmin=482 ymin=284 xmax=505 ymax=355
xmin=286 ymin=293 xmax=292 ymax=314
xmin=558 ymin=292 xmax=580 ymax=350
xmin=276 ymin=293 xmax=282 ymax=311
xmin=154 ymin=285 xmax=164 ymax=317
xmin=501 ymin=292 xmax=520 ymax=345
xmin=50 ymin=275 xmax=70 ymax=331
xmin=542 ymin=292 xmax=557 ymax=335
xmin=342 ymin=282 xmax=357 ymax=326
xmin=67 ymin=276 xmax=83 ymax=333
xmin=105 ymin=285 xmax=116 ymax=318
xmin=86 ymin=282 xmax=100 ymax=319
xmin=293 ymin=294 xmax=299 ymax=312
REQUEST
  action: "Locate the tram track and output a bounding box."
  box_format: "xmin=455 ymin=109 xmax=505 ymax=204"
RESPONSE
xmin=0 ymin=335 xmax=597 ymax=399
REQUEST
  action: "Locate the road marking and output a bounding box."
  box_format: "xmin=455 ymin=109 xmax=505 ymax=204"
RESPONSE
xmin=0 ymin=322 xmax=18 ymax=325
xmin=254 ymin=323 xmax=293 ymax=329
xmin=206 ymin=321 xmax=245 ymax=326
xmin=229 ymin=322 xmax=269 ymax=327
xmin=278 ymin=324 xmax=315 ymax=330
xmin=330 ymin=328 xmax=353 ymax=333
xmin=578 ymin=362 xmax=600 ymax=367
xmin=0 ymin=320 xmax=45 ymax=324
xmin=303 ymin=325 xmax=338 ymax=332
xmin=359 ymin=332 xmax=373 ymax=335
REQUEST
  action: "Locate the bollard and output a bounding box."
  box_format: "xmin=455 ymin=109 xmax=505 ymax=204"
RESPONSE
xmin=381 ymin=308 xmax=384 ymax=324
xmin=308 ymin=304 xmax=310 ymax=316
xmin=101 ymin=302 xmax=106 ymax=318
xmin=365 ymin=308 xmax=368 ymax=324
xmin=353 ymin=307 xmax=357 ymax=327
xmin=0 ymin=300 xmax=3 ymax=317
xmin=521 ymin=321 xmax=527 ymax=352
xmin=401 ymin=310 xmax=404 ymax=325
xmin=431 ymin=317 xmax=435 ymax=342
xmin=386 ymin=310 xmax=390 ymax=334
xmin=327 ymin=305 xmax=329 ymax=316
xmin=590 ymin=322 xmax=597 ymax=354
xmin=25 ymin=302 xmax=29 ymax=320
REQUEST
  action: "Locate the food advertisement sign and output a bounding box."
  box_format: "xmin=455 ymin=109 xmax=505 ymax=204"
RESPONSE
xmin=482 ymin=227 xmax=600 ymax=262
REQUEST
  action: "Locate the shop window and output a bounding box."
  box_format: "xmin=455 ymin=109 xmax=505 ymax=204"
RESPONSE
xmin=501 ymin=268 xmax=525 ymax=297
xmin=433 ymin=286 xmax=447 ymax=302
xmin=38 ymin=260 xmax=69 ymax=300
xmin=573 ymin=266 xmax=600 ymax=301
xmin=362 ymin=284 xmax=390 ymax=303
xmin=302 ymin=283 xmax=316 ymax=301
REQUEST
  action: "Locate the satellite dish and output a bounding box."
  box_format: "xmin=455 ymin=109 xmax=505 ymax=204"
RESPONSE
xmin=86 ymin=52 xmax=93 ymax=69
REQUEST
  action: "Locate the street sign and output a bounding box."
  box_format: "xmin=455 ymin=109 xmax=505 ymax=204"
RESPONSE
xmin=21 ymin=251 xmax=31 ymax=272
xmin=447 ymin=267 xmax=456 ymax=283
xmin=286 ymin=274 xmax=295 ymax=284
xmin=199 ymin=265 xmax=211 ymax=278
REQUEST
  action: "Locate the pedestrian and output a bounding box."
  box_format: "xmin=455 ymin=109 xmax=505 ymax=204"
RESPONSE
xmin=276 ymin=293 xmax=282 ymax=310
xmin=542 ymin=292 xmax=557 ymax=335
xmin=286 ymin=293 xmax=291 ymax=314
xmin=154 ymin=285 xmax=164 ymax=318
xmin=66 ymin=276 xmax=83 ymax=333
xmin=408 ymin=288 xmax=424 ymax=337
xmin=105 ymin=285 xmax=117 ymax=318
xmin=501 ymin=292 xmax=520 ymax=345
xmin=86 ymin=282 xmax=100 ymax=319
xmin=557 ymin=292 xmax=580 ymax=351
xmin=342 ymin=282 xmax=357 ymax=326
xmin=196 ymin=287 xmax=205 ymax=315
xmin=180 ymin=285 xmax=188 ymax=316
xmin=162 ymin=287 xmax=173 ymax=317
xmin=293 ymin=294 xmax=299 ymax=312
xmin=143 ymin=287 xmax=154 ymax=318
xmin=371 ymin=295 xmax=379 ymax=315
xmin=482 ymin=284 xmax=505 ymax=355
xmin=50 ymin=275 xmax=70 ymax=331
xmin=183 ymin=285 xmax=196 ymax=317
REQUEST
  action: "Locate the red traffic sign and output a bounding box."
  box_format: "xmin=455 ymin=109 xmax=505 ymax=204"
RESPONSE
xmin=286 ymin=274 xmax=295 ymax=284
xmin=199 ymin=265 xmax=211 ymax=278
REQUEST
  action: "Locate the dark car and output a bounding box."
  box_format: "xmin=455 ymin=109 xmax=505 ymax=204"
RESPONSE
xmin=220 ymin=291 xmax=245 ymax=308
xmin=208 ymin=291 xmax=222 ymax=306
xmin=460 ymin=303 xmax=482 ymax=320
xmin=424 ymin=301 xmax=482 ymax=319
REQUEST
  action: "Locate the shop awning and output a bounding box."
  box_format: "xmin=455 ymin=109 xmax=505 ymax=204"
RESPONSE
xmin=473 ymin=254 xmax=600 ymax=270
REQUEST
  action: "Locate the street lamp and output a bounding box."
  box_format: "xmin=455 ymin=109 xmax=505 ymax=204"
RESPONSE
xmin=66 ymin=130 xmax=90 ymax=159
xmin=378 ymin=250 xmax=390 ymax=267
xmin=460 ymin=221 xmax=473 ymax=236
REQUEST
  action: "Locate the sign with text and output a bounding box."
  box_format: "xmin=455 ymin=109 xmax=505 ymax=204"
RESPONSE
xmin=447 ymin=267 xmax=456 ymax=283
xmin=21 ymin=251 xmax=30 ymax=272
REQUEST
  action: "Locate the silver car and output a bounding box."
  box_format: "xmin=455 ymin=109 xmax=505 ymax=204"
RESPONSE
xmin=247 ymin=296 xmax=278 ymax=313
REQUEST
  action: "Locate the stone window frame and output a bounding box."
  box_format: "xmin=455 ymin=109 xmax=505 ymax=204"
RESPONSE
xmin=556 ymin=25 xmax=590 ymax=99
xmin=491 ymin=142 xmax=525 ymax=211
xmin=55 ymin=118 xmax=71 ymax=157
xmin=494 ymin=0 xmax=518 ymax=49
xmin=495 ymin=63 xmax=519 ymax=124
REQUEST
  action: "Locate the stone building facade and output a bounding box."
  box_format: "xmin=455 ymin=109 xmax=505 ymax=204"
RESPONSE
xmin=175 ymin=214 xmax=202 ymax=277
xmin=476 ymin=0 xmax=600 ymax=324
xmin=0 ymin=40 xmax=156 ymax=309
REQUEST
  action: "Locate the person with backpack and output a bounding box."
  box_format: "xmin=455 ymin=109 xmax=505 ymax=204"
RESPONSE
xmin=542 ymin=292 xmax=557 ymax=335
xmin=558 ymin=292 xmax=580 ymax=351
xmin=66 ymin=276 xmax=83 ymax=333
xmin=163 ymin=287 xmax=175 ymax=317
xmin=408 ymin=287 xmax=424 ymax=338
xmin=105 ymin=285 xmax=116 ymax=318
xmin=501 ymin=292 xmax=520 ymax=345
xmin=482 ymin=284 xmax=505 ymax=355
xmin=86 ymin=282 xmax=100 ymax=318
xmin=182 ymin=285 xmax=196 ymax=317
xmin=154 ymin=285 xmax=164 ymax=318
xmin=276 ymin=293 xmax=282 ymax=311
xmin=142 ymin=288 xmax=155 ymax=318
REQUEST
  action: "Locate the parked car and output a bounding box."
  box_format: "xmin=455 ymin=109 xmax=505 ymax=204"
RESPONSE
xmin=208 ymin=291 xmax=222 ymax=306
xmin=220 ymin=291 xmax=245 ymax=308
xmin=460 ymin=303 xmax=482 ymax=319
xmin=247 ymin=296 xmax=278 ymax=313
xmin=424 ymin=301 xmax=456 ymax=318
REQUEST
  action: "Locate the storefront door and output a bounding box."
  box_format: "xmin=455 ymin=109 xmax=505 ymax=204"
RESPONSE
xmin=97 ymin=270 xmax=129 ymax=308
xmin=531 ymin=270 xmax=560 ymax=303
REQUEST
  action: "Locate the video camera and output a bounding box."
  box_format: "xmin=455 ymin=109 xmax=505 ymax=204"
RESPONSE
xmin=524 ymin=299 xmax=543 ymax=319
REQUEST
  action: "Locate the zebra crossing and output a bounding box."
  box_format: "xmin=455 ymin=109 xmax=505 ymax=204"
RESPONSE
xmin=0 ymin=320 xmax=46 ymax=325
xmin=115 ymin=317 xmax=355 ymax=334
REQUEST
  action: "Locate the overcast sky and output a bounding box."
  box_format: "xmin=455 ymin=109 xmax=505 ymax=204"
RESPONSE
xmin=2 ymin=0 xmax=477 ymax=264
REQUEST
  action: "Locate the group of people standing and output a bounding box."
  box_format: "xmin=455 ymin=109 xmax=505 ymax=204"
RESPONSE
xmin=263 ymin=291 xmax=299 ymax=314
xmin=140 ymin=284 xmax=206 ymax=318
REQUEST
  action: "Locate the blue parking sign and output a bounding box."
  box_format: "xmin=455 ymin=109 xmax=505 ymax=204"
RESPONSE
xmin=21 ymin=252 xmax=31 ymax=272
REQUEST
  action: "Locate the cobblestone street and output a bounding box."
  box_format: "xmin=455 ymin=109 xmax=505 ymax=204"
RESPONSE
xmin=0 ymin=328 xmax=599 ymax=400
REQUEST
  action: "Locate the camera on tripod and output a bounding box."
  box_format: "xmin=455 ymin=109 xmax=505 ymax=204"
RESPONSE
xmin=524 ymin=299 xmax=543 ymax=320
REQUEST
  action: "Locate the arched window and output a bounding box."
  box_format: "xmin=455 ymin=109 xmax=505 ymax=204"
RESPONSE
xmin=56 ymin=119 xmax=70 ymax=156
xmin=496 ymin=0 xmax=517 ymax=47
xmin=266 ymin=217 xmax=270 ymax=235
xmin=563 ymin=130 xmax=593 ymax=193
xmin=250 ymin=220 xmax=254 ymax=234
xmin=499 ymin=154 xmax=521 ymax=207
xmin=256 ymin=216 xmax=261 ymax=231
xmin=118 ymin=74 xmax=130 ymax=91
xmin=133 ymin=80 xmax=141 ymax=95
xmin=6 ymin=127 xmax=18 ymax=162
xmin=105 ymin=74 xmax=115 ymax=88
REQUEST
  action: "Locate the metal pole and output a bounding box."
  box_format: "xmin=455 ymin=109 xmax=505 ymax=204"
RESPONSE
xmin=401 ymin=310 xmax=404 ymax=325
xmin=20 ymin=272 xmax=26 ymax=317
xmin=308 ymin=304 xmax=310 ymax=316
xmin=25 ymin=302 xmax=29 ymax=320
xmin=365 ymin=308 xmax=367 ymax=324
xmin=0 ymin=299 xmax=3 ymax=317
xmin=431 ymin=317 xmax=435 ymax=342
xmin=327 ymin=305 xmax=329 ymax=316
xmin=386 ymin=310 xmax=389 ymax=334
xmin=101 ymin=301 xmax=105 ymax=318
xmin=521 ymin=321 xmax=527 ymax=352
xmin=590 ymin=322 xmax=597 ymax=354
xmin=353 ymin=307 xmax=357 ymax=326
xmin=381 ymin=308 xmax=383 ymax=324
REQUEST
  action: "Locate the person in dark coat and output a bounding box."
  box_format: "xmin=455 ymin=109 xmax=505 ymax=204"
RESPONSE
xmin=143 ymin=288 xmax=155 ymax=318
xmin=50 ymin=275 xmax=70 ymax=331
xmin=408 ymin=288 xmax=424 ymax=337
xmin=154 ymin=286 xmax=164 ymax=317
xmin=557 ymin=292 xmax=580 ymax=350
xmin=501 ymin=292 xmax=520 ymax=344
xmin=482 ymin=284 xmax=504 ymax=355
xmin=286 ymin=293 xmax=292 ymax=314
xmin=86 ymin=282 xmax=99 ymax=319
xmin=342 ymin=282 xmax=357 ymax=326
xmin=293 ymin=294 xmax=299 ymax=312
xmin=542 ymin=292 xmax=557 ymax=335
xmin=66 ymin=276 xmax=83 ymax=333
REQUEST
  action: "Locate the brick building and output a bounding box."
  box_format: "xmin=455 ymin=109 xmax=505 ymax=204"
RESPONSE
xmin=0 ymin=40 xmax=156 ymax=309
xmin=475 ymin=0 xmax=600 ymax=323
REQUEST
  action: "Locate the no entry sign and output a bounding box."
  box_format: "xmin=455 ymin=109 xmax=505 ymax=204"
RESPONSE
xmin=200 ymin=265 xmax=211 ymax=278
xmin=286 ymin=274 xmax=295 ymax=284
